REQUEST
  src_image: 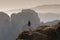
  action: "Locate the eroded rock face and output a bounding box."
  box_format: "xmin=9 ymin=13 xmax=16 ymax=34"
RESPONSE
xmin=21 ymin=9 xmax=40 ymax=28
xmin=0 ymin=9 xmax=40 ymax=40
xmin=0 ymin=12 xmax=10 ymax=40
xmin=11 ymin=9 xmax=40 ymax=40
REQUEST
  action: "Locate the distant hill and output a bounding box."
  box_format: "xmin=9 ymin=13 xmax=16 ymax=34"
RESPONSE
xmin=44 ymin=20 xmax=60 ymax=26
xmin=38 ymin=13 xmax=60 ymax=22
xmin=40 ymin=20 xmax=60 ymax=26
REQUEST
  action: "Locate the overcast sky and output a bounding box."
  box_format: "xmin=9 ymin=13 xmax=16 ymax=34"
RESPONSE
xmin=0 ymin=0 xmax=60 ymax=11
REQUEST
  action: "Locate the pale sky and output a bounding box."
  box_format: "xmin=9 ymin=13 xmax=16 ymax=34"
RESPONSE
xmin=0 ymin=0 xmax=60 ymax=11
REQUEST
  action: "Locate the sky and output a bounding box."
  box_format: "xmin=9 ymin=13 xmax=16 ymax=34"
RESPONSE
xmin=0 ymin=0 xmax=60 ymax=11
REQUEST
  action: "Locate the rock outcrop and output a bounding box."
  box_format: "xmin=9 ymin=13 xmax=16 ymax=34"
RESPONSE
xmin=11 ymin=9 xmax=40 ymax=40
xmin=0 ymin=12 xmax=10 ymax=40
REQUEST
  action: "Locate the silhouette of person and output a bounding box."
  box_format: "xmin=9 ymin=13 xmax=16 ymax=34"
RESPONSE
xmin=27 ymin=21 xmax=33 ymax=35
xmin=28 ymin=21 xmax=31 ymax=26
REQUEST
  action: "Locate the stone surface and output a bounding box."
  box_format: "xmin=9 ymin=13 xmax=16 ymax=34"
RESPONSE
xmin=0 ymin=12 xmax=10 ymax=40
xmin=11 ymin=9 xmax=40 ymax=40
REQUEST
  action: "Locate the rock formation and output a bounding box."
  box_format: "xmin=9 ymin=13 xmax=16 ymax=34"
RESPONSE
xmin=0 ymin=12 xmax=10 ymax=40
xmin=11 ymin=9 xmax=40 ymax=40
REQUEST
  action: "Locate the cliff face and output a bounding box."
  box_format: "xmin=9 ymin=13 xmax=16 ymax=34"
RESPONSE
xmin=0 ymin=9 xmax=40 ymax=40
xmin=21 ymin=9 xmax=40 ymax=28
xmin=0 ymin=12 xmax=10 ymax=40
xmin=10 ymin=9 xmax=40 ymax=40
